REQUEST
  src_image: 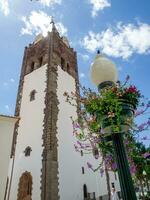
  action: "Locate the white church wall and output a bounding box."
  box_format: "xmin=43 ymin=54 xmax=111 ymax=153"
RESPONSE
xmin=57 ymin=66 xmax=120 ymax=200
xmin=9 ymin=65 xmax=47 ymax=200
xmin=0 ymin=116 xmax=17 ymax=200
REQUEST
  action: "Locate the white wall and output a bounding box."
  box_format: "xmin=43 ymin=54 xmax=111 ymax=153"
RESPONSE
xmin=9 ymin=65 xmax=47 ymax=200
xmin=0 ymin=116 xmax=17 ymax=200
xmin=57 ymin=66 xmax=120 ymax=200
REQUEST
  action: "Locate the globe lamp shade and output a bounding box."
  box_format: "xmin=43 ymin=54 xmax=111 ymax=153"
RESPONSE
xmin=90 ymin=53 xmax=118 ymax=88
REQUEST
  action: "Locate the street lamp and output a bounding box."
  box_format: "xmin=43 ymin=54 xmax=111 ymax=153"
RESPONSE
xmin=90 ymin=51 xmax=137 ymax=200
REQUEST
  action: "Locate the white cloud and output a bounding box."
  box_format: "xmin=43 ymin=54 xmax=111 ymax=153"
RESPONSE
xmin=39 ymin=0 xmax=61 ymax=7
xmin=78 ymin=53 xmax=90 ymax=61
xmin=5 ymin=105 xmax=9 ymax=111
xmin=89 ymin=0 xmax=111 ymax=17
xmin=10 ymin=78 xmax=15 ymax=83
xmin=0 ymin=0 xmax=10 ymax=16
xmin=82 ymin=22 xmax=150 ymax=59
xmin=21 ymin=11 xmax=67 ymax=37
xmin=79 ymin=73 xmax=86 ymax=78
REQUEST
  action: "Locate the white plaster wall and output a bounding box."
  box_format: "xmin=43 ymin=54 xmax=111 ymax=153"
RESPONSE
xmin=0 ymin=117 xmax=16 ymax=200
xmin=9 ymin=65 xmax=47 ymax=200
xmin=57 ymin=66 xmax=120 ymax=200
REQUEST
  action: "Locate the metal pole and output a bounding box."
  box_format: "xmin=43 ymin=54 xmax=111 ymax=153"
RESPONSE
xmin=112 ymin=132 xmax=137 ymax=200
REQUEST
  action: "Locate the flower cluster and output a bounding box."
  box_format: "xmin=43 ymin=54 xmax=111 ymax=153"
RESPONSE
xmin=64 ymin=76 xmax=150 ymax=180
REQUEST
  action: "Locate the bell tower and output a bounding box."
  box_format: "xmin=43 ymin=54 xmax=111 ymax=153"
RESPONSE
xmin=9 ymin=22 xmax=79 ymax=200
xmin=7 ymin=21 xmax=120 ymax=200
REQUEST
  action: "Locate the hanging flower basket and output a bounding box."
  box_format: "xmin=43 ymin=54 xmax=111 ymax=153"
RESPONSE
xmin=101 ymin=99 xmax=135 ymax=135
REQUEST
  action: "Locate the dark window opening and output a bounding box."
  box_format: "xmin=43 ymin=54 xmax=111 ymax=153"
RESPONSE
xmin=83 ymin=184 xmax=88 ymax=198
xmin=111 ymin=182 xmax=115 ymax=189
xmin=24 ymin=146 xmax=32 ymax=157
xmin=67 ymin=63 xmax=70 ymax=73
xmin=31 ymin=62 xmax=35 ymax=72
xmin=82 ymin=167 xmax=85 ymax=174
xmin=30 ymin=90 xmax=36 ymax=101
xmin=39 ymin=57 xmax=43 ymax=67
xmin=81 ymin=150 xmax=83 ymax=156
xmin=61 ymin=57 xmax=65 ymax=69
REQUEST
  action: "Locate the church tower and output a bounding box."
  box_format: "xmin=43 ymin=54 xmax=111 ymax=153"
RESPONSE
xmin=7 ymin=22 xmax=120 ymax=200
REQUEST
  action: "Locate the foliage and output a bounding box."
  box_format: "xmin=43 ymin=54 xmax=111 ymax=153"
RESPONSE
xmin=64 ymin=76 xmax=150 ymax=195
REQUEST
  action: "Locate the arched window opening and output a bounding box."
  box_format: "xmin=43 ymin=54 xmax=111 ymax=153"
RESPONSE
xmin=24 ymin=146 xmax=32 ymax=157
xmin=31 ymin=62 xmax=35 ymax=72
xmin=83 ymin=184 xmax=88 ymax=199
xmin=39 ymin=57 xmax=43 ymax=67
xmin=67 ymin=63 xmax=70 ymax=73
xmin=82 ymin=167 xmax=85 ymax=174
xmin=30 ymin=90 xmax=36 ymax=101
xmin=17 ymin=172 xmax=32 ymax=200
xmin=61 ymin=57 xmax=65 ymax=69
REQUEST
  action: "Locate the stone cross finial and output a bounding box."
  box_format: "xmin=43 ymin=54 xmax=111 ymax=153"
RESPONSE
xmin=50 ymin=16 xmax=57 ymax=32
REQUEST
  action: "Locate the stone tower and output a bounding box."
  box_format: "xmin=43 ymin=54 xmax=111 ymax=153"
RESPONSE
xmin=7 ymin=23 xmax=120 ymax=200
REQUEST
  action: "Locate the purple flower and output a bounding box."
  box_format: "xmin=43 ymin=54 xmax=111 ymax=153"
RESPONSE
xmin=143 ymin=152 xmax=150 ymax=159
xmin=111 ymin=162 xmax=117 ymax=171
xmin=73 ymin=122 xmax=80 ymax=129
xmin=130 ymin=163 xmax=136 ymax=175
xmin=147 ymin=119 xmax=150 ymax=126
xmin=146 ymin=101 xmax=150 ymax=108
xmin=77 ymin=141 xmax=84 ymax=149
xmin=141 ymin=136 xmax=148 ymax=140
xmin=135 ymin=110 xmax=144 ymax=117
xmin=100 ymin=168 xmax=104 ymax=177
xmin=137 ymin=123 xmax=147 ymax=131
xmin=87 ymin=162 xmax=93 ymax=170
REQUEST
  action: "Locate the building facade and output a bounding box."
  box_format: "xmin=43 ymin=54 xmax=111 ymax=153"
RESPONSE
xmin=7 ymin=24 xmax=120 ymax=200
xmin=0 ymin=115 xmax=18 ymax=200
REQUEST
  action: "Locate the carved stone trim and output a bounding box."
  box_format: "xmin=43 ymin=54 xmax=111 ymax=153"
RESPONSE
xmin=10 ymin=47 xmax=28 ymax=158
xmin=41 ymin=32 xmax=59 ymax=200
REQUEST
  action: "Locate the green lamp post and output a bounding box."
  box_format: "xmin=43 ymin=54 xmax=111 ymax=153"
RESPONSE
xmin=90 ymin=51 xmax=137 ymax=200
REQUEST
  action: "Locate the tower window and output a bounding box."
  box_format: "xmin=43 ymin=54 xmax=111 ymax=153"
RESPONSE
xmin=39 ymin=56 xmax=43 ymax=67
xmin=82 ymin=167 xmax=85 ymax=174
xmin=30 ymin=90 xmax=36 ymax=101
xmin=31 ymin=62 xmax=35 ymax=72
xmin=111 ymin=182 xmax=115 ymax=188
xmin=67 ymin=63 xmax=70 ymax=73
xmin=61 ymin=57 xmax=65 ymax=69
xmin=81 ymin=150 xmax=83 ymax=156
xmin=83 ymin=184 xmax=88 ymax=199
xmin=24 ymin=146 xmax=32 ymax=157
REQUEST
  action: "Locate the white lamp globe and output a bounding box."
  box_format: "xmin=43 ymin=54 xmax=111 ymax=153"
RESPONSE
xmin=90 ymin=52 xmax=118 ymax=87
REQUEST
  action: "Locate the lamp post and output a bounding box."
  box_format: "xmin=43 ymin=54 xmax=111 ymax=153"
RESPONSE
xmin=90 ymin=51 xmax=137 ymax=200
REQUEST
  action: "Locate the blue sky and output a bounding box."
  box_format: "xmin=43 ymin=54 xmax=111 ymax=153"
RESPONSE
xmin=0 ymin=0 xmax=150 ymax=144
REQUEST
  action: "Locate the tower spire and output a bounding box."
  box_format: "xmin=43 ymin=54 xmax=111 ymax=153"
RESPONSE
xmin=50 ymin=16 xmax=57 ymax=32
